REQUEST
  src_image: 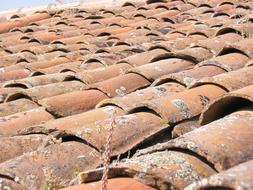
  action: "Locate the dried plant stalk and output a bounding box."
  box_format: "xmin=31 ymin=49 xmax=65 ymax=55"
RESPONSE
xmin=101 ymin=111 xmax=116 ymax=190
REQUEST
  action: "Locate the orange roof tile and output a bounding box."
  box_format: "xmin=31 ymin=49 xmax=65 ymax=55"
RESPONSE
xmin=0 ymin=0 xmax=252 ymax=189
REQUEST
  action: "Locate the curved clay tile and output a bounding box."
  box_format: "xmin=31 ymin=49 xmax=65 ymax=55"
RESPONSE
xmin=215 ymin=3 xmax=234 ymax=12
xmin=66 ymin=43 xmax=95 ymax=53
xmin=38 ymin=89 xmax=108 ymax=117
xmin=0 ymin=51 xmax=37 ymax=67
xmin=24 ymin=106 xmax=125 ymax=135
xmin=171 ymin=116 xmax=200 ymax=138
xmin=190 ymin=66 xmax=253 ymax=91
xmin=47 ymin=111 xmax=164 ymax=156
xmin=0 ymin=97 xmax=39 ymax=117
xmin=0 ymin=87 xmax=23 ymax=103
xmin=129 ymin=58 xmax=194 ymax=82
xmin=78 ymin=61 xmax=105 ymax=71
xmin=51 ymin=34 xmax=93 ymax=45
xmin=149 ymin=34 xmax=206 ymax=52
xmin=4 ymin=42 xmax=41 ymax=54
xmin=19 ymin=80 xmax=86 ymax=101
xmin=27 ymin=57 xmax=70 ymax=70
xmin=77 ymin=150 xmax=216 ymax=190
xmin=197 ymin=52 xmax=250 ymax=71
xmin=217 ymin=38 xmax=253 ymax=59
xmin=0 ymin=107 xmax=54 ymax=137
xmin=200 ymin=84 xmax=253 ymax=125
xmin=128 ymin=84 xmax=226 ymax=123
xmin=127 ymin=18 xmax=161 ymax=28
xmin=185 ymin=159 xmax=253 ymax=190
xmin=89 ymin=73 xmax=150 ymax=97
xmin=0 ymin=13 xmax=50 ymax=34
xmin=184 ymin=7 xmax=212 ymax=17
xmin=32 ymin=32 xmax=65 ymax=44
xmin=0 ymin=141 xmax=102 ymax=189
xmin=136 ymin=109 xmax=253 ymax=172
xmin=164 ymin=31 xmax=187 ymax=40
xmin=38 ymin=61 xmax=83 ymax=74
xmin=150 ymin=47 xmax=212 ymax=64
xmin=97 ymin=83 xmax=185 ymax=112
xmin=3 ymin=72 xmax=74 ymax=89
xmin=76 ymin=63 xmax=132 ymax=84
xmin=192 ymin=32 xmax=242 ymax=55
xmin=81 ymin=53 xmax=124 ymax=66
xmin=152 ymin=9 xmax=180 ymax=20
xmin=176 ymin=3 xmax=196 ymax=11
xmin=0 ymin=134 xmax=53 ymax=163
xmin=113 ymin=28 xmax=150 ymax=41
xmin=173 ymin=24 xmax=215 ymax=37
xmin=212 ymin=11 xmax=231 ymax=18
xmin=35 ymin=50 xmax=67 ymax=62
xmin=153 ymin=65 xmax=225 ymax=87
xmin=100 ymin=17 xmax=127 ymax=26
xmin=236 ymin=2 xmax=252 ymax=10
xmin=0 ymin=68 xmax=31 ymax=83
xmin=119 ymin=49 xmax=169 ymax=67
xmin=61 ymin=178 xmax=156 ymax=190
xmin=0 ymin=31 xmax=24 ymax=44
xmin=146 ymin=0 xmax=167 ymax=5
xmin=215 ymin=23 xmax=253 ymax=38
xmin=149 ymin=0 xmax=184 ymax=9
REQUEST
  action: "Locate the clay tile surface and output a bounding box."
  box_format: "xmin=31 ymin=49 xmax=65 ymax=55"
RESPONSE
xmin=0 ymin=0 xmax=253 ymax=189
xmin=97 ymin=82 xmax=186 ymax=112
xmin=61 ymin=178 xmax=156 ymax=190
xmin=200 ymin=84 xmax=253 ymax=125
xmin=153 ymin=65 xmax=226 ymax=87
xmin=185 ymin=159 xmax=253 ymax=190
xmin=0 ymin=142 xmax=102 ymax=189
xmin=129 ymin=84 xmax=226 ymax=123
xmin=137 ymin=109 xmax=253 ymax=172
xmin=77 ymin=149 xmax=216 ymax=189
xmin=190 ymin=66 xmax=253 ymax=91
xmin=0 ymin=107 xmax=54 ymax=137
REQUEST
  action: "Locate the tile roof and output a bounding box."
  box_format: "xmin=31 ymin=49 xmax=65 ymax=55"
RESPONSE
xmin=0 ymin=0 xmax=252 ymax=189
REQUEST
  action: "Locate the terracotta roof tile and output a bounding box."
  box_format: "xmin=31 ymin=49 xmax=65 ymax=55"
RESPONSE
xmin=0 ymin=68 xmax=31 ymax=83
xmin=200 ymin=84 xmax=253 ymax=125
xmin=153 ymin=65 xmax=226 ymax=87
xmin=136 ymin=109 xmax=253 ymax=171
xmin=0 ymin=134 xmax=51 ymax=163
xmin=0 ymin=107 xmax=54 ymax=137
xmin=0 ymin=98 xmax=39 ymax=117
xmin=78 ymin=151 xmax=216 ymax=189
xmin=0 ymin=13 xmax=51 ymax=34
xmin=0 ymin=142 xmax=102 ymax=189
xmin=28 ymin=106 xmax=125 ymax=134
xmin=0 ymin=87 xmax=23 ymax=103
xmin=198 ymin=52 xmax=249 ymax=71
xmin=14 ymin=80 xmax=86 ymax=101
xmin=129 ymin=84 xmax=226 ymax=122
xmin=0 ymin=0 xmax=252 ymax=189
xmin=38 ymin=89 xmax=108 ymax=117
xmin=88 ymin=72 xmax=151 ymax=97
xmin=185 ymin=159 xmax=253 ymax=190
xmin=119 ymin=48 xmax=169 ymax=67
xmin=97 ymin=82 xmax=185 ymax=112
xmin=76 ymin=63 xmax=132 ymax=84
xmin=190 ymin=66 xmax=253 ymax=91
xmin=2 ymin=72 xmax=74 ymax=88
xmin=61 ymin=178 xmax=156 ymax=190
xmin=128 ymin=58 xmax=194 ymax=81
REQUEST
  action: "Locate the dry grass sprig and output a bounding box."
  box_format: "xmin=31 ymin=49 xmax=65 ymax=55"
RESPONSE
xmin=101 ymin=110 xmax=116 ymax=190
